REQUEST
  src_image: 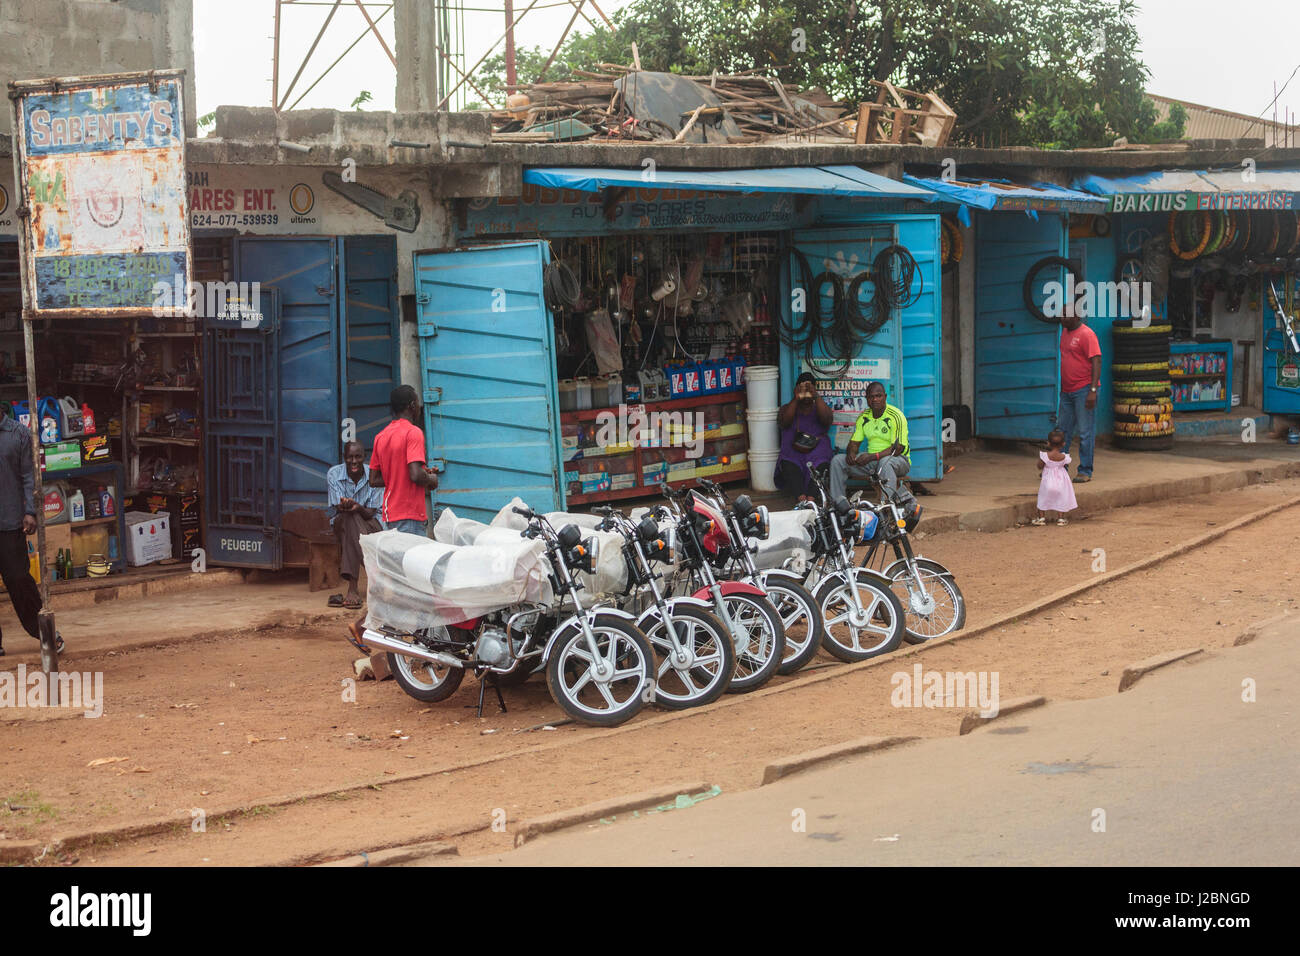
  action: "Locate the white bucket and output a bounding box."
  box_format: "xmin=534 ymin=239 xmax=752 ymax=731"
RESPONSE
xmin=748 ymin=449 xmax=779 ymax=492
xmin=745 ymin=365 xmax=780 ymax=411
xmin=746 ymin=408 xmax=780 ymax=455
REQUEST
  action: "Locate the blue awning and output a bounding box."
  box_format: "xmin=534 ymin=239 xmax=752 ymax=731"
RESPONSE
xmin=902 ymin=175 xmax=1110 ymax=216
xmin=1072 ymin=168 xmax=1300 ymax=213
xmin=523 ymin=165 xmax=937 ymax=200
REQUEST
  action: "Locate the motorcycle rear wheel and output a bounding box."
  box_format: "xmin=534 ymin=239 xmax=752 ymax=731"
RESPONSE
xmin=545 ymin=614 xmax=654 ymax=727
xmin=642 ymin=605 xmax=735 ymax=709
xmin=388 ymin=650 xmax=465 ymax=703
xmin=815 ymin=568 xmax=906 ymax=662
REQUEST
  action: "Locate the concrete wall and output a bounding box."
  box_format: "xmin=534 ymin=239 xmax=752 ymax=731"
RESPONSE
xmin=0 ymin=0 xmax=196 ymax=136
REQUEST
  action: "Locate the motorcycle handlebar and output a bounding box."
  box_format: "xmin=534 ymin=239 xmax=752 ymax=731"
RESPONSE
xmin=512 ymin=505 xmax=535 ymax=519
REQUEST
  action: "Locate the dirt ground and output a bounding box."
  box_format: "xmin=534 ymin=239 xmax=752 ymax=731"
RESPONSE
xmin=3 ymin=477 xmax=1298 ymax=865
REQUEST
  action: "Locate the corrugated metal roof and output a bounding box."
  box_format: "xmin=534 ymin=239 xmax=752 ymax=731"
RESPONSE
xmin=1149 ymin=93 xmax=1296 ymax=147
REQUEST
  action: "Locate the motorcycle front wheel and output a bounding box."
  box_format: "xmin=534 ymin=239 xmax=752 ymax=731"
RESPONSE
xmin=883 ymin=558 xmax=967 ymax=644
xmin=759 ymin=571 xmax=824 ymax=675
xmin=815 ymin=568 xmax=906 ymax=662
xmin=545 ymin=613 xmax=655 ymax=727
xmin=641 ymin=605 xmax=735 ymax=709
xmin=719 ymin=593 xmax=785 ymax=693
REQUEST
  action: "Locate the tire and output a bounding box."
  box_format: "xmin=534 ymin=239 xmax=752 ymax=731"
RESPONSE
xmin=388 ymin=649 xmax=466 ymax=703
xmin=1111 ymin=321 xmax=1172 ymax=336
xmin=882 ymin=558 xmax=967 ymax=644
xmin=815 ymin=567 xmax=906 ymax=662
xmin=641 ymin=605 xmax=735 ymax=710
xmin=1023 ymin=256 xmax=1081 ymax=324
xmin=758 ymin=571 xmax=824 ymax=675
xmin=544 ymin=613 xmax=654 ymax=727
xmin=1113 ymin=433 xmax=1174 ymax=451
xmin=718 ymin=592 xmax=785 ymax=693
xmin=1113 ymin=380 xmax=1172 ymax=395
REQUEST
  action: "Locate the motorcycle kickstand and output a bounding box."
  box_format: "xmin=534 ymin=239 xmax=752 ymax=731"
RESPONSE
xmin=470 ymin=676 xmax=508 ymax=718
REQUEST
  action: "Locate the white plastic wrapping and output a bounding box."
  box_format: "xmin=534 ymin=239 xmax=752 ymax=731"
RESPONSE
xmin=489 ymin=498 xmax=629 ymax=598
xmin=361 ymin=528 xmax=553 ymax=632
xmin=752 ymin=508 xmax=817 ymax=571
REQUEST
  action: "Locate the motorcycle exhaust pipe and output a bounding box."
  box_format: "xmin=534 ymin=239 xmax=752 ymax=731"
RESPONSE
xmin=362 ymin=629 xmax=464 ymax=669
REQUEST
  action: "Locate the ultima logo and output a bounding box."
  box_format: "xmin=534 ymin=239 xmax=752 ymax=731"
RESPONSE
xmin=49 ymin=886 xmax=151 ymax=936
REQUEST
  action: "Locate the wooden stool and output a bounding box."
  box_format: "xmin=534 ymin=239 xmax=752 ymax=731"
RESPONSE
xmin=308 ymin=540 xmax=342 ymax=592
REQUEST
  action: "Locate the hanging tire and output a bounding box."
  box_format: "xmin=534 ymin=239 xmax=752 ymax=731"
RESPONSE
xmin=1022 ymin=256 xmax=1082 ymax=324
xmin=641 ymin=605 xmax=735 ymax=710
xmin=757 ymin=570 xmax=824 ymax=675
xmin=1113 ymin=380 xmax=1172 ymax=395
xmin=882 ymin=557 xmax=966 ymax=644
xmin=815 ymin=568 xmax=906 ymax=662
xmin=718 ymin=592 xmax=785 ymax=693
xmin=544 ymin=613 xmax=655 ymax=727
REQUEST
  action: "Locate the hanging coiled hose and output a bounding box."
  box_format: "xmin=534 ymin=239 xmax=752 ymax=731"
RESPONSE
xmin=872 ymin=244 xmax=922 ymax=311
xmin=543 ymin=260 xmax=580 ymax=311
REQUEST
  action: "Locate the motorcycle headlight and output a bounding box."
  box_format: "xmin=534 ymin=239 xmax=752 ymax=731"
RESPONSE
xmin=557 ymin=523 xmax=582 ymax=550
xmin=656 ymin=525 xmax=678 ymax=563
xmin=745 ymin=504 xmax=770 ymax=540
xmin=637 ymin=515 xmax=660 ymax=542
xmin=569 ymin=535 xmax=599 ymax=575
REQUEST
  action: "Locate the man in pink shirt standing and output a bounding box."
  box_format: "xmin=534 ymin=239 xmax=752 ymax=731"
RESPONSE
xmin=1058 ymin=304 xmax=1103 ymax=483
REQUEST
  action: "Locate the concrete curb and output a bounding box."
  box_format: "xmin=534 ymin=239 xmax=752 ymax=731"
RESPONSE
xmin=313 ymin=840 xmax=457 ymax=867
xmin=1118 ymin=649 xmax=1204 ymax=692
xmin=1234 ymin=611 xmax=1293 ymax=646
xmin=513 ymin=780 xmax=710 ymax=847
xmin=760 ymin=736 xmax=917 ymax=785
xmin=958 ymin=695 xmax=1047 ymax=735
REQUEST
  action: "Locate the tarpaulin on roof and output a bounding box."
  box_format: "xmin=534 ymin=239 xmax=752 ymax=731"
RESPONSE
xmin=523 ymin=165 xmax=937 ymax=200
xmin=1072 ymin=168 xmax=1300 ymax=213
xmin=901 ymin=175 xmax=1109 ymax=215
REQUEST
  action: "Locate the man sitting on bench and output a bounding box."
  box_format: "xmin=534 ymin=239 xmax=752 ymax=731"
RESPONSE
xmin=327 ymin=440 xmax=382 ymax=609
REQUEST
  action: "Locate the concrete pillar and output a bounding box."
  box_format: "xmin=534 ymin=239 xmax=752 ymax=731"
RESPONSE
xmin=396 ymin=0 xmax=438 ymax=111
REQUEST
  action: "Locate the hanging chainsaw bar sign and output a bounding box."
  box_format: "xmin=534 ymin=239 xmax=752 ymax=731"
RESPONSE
xmin=9 ymin=70 xmax=190 ymax=316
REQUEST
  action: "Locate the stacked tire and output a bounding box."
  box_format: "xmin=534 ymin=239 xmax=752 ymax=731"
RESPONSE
xmin=1111 ymin=319 xmax=1174 ymax=450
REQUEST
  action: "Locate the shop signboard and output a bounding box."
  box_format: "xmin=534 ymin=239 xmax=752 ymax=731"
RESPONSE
xmin=801 ymin=356 xmax=892 ymax=451
xmin=1107 ymin=190 xmax=1297 ymax=213
xmin=461 ymin=183 xmax=802 ymax=238
xmin=10 ymin=71 xmax=190 ymax=315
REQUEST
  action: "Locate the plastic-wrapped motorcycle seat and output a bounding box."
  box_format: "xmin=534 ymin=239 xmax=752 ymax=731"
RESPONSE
xmin=751 ymin=508 xmax=817 ymax=571
xmin=360 ymin=529 xmax=553 ymax=633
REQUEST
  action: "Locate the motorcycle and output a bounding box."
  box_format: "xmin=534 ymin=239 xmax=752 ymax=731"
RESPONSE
xmin=594 ymin=504 xmax=736 ymax=709
xmin=855 ymin=477 xmax=965 ymax=643
xmin=693 ymin=478 xmax=824 ymax=675
xmin=656 ymin=486 xmax=786 ymax=692
xmin=359 ymin=506 xmax=656 ymax=728
xmin=796 ymin=466 xmax=907 ymax=662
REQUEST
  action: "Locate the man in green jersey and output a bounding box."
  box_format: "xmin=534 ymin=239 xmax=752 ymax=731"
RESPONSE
xmin=829 ymin=382 xmax=920 ymax=528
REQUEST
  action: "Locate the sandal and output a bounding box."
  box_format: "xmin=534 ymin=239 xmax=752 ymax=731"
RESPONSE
xmin=327 ymin=593 xmax=345 ymax=607
xmin=1031 ymin=517 xmax=1046 ymax=526
xmin=1057 ymin=518 xmax=1068 ymax=526
xmin=346 ymin=622 xmax=372 ymax=655
xmin=342 ymin=597 xmax=363 ymax=610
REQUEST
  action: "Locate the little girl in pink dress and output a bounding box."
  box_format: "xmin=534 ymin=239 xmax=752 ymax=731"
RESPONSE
xmin=1033 ymin=429 xmax=1078 ymax=526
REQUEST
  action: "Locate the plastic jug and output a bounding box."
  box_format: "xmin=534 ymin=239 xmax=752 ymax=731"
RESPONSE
xmin=574 ymin=377 xmax=593 ymax=411
xmin=81 ymin=403 xmax=97 ymax=435
xmin=558 ymin=379 xmax=577 ymax=412
xmin=38 ymin=396 xmax=61 ymax=444
xmin=69 ymin=489 xmax=86 ymax=522
xmin=100 ymin=485 xmax=116 ymax=517
xmin=58 ymin=396 xmax=86 ymax=438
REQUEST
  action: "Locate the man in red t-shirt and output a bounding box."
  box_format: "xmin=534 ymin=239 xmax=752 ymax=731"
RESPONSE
xmin=1058 ymin=307 xmax=1102 ymax=483
xmin=368 ymin=384 xmax=439 ymax=533
xmin=350 ymin=384 xmax=440 ymax=652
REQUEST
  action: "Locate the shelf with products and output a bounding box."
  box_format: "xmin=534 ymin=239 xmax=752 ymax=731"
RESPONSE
xmin=1169 ymin=340 xmax=1232 ymax=412
xmin=39 ymin=461 xmax=130 ymax=577
xmin=124 ymin=313 xmax=203 ymax=499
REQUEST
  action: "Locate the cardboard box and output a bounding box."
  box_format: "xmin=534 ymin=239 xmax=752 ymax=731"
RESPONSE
xmin=41 ymin=441 xmax=81 ymax=472
xmin=124 ymin=511 xmax=173 ymax=566
xmin=81 ymin=434 xmax=111 ymax=462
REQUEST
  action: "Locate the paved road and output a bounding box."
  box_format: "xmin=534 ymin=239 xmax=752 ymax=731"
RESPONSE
xmin=443 ymin=615 xmax=1300 ymax=866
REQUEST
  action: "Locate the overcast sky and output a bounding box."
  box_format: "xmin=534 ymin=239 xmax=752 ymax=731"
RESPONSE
xmin=194 ymin=0 xmax=1300 ymax=125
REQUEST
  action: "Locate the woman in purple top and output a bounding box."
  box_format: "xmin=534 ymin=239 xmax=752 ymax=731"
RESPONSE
xmin=775 ymin=372 xmax=833 ymax=500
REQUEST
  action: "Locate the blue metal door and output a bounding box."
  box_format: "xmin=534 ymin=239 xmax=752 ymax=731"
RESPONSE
xmin=235 ymin=238 xmax=343 ymax=528
xmin=203 ymin=286 xmax=282 ymax=568
xmin=783 ymin=216 xmax=943 ymax=481
xmin=1263 ymin=293 xmax=1300 ymax=414
xmin=342 ymin=236 xmax=401 ymax=450
xmin=413 ymin=241 xmax=563 ymax=521
xmin=974 ymin=212 xmax=1066 ymax=439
